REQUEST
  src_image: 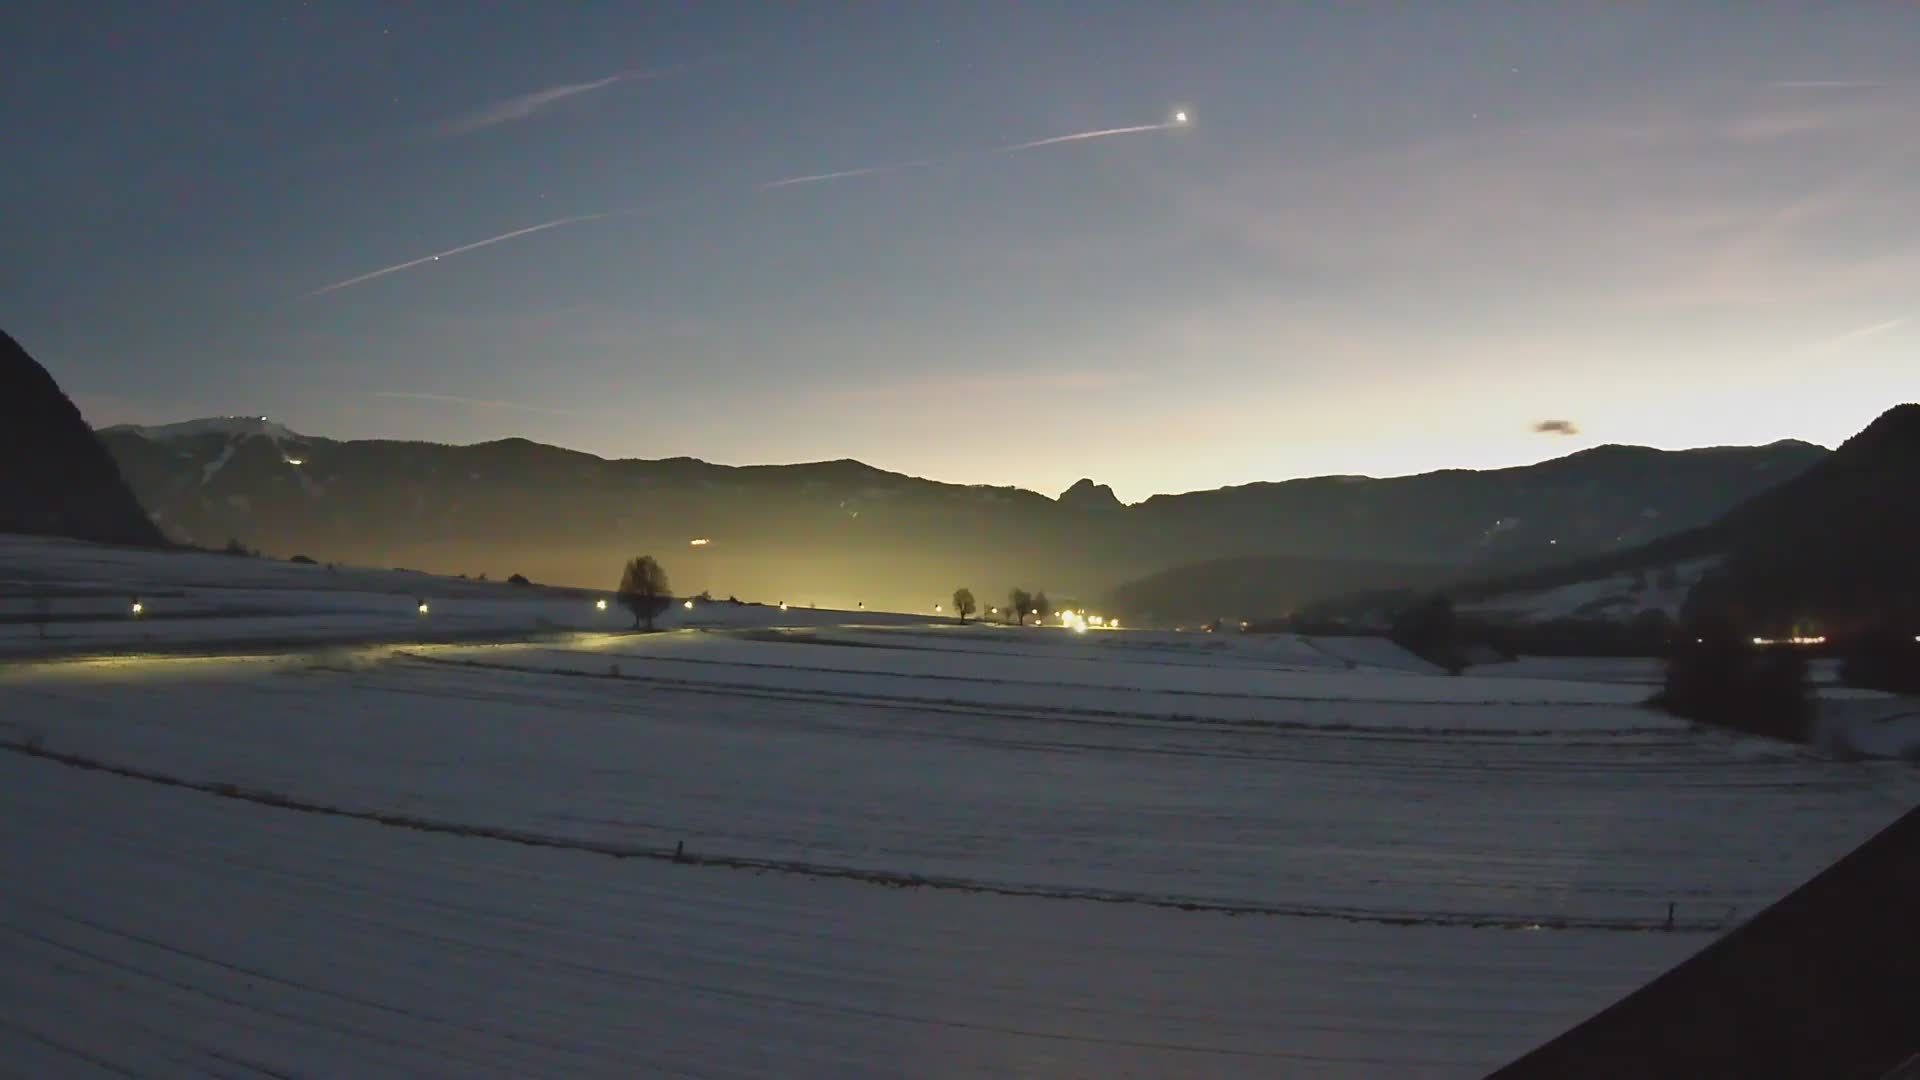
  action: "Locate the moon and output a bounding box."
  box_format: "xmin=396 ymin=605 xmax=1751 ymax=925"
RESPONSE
xmin=1174 ymin=110 xmax=1189 ymax=124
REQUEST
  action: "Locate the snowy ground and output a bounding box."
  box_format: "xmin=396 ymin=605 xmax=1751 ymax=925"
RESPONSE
xmin=4 ymin=536 xmax=1918 ymax=1077
xmin=1457 ymin=558 xmax=1716 ymax=624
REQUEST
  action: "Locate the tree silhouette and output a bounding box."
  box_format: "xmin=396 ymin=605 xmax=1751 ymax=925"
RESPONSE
xmin=617 ymin=555 xmax=672 ymax=631
xmin=1008 ymin=588 xmax=1033 ymax=626
xmin=1032 ymin=591 xmax=1051 ymax=624
xmin=952 ymin=587 xmax=977 ymax=624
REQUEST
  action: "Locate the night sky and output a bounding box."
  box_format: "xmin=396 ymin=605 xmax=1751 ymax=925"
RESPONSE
xmin=8 ymin=3 xmax=1917 ymax=500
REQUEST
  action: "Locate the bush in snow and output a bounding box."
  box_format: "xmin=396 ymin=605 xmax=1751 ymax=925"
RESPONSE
xmin=1840 ymin=629 xmax=1920 ymax=694
xmin=1391 ymin=594 xmax=1466 ymax=675
xmin=1653 ymin=613 xmax=1810 ymax=742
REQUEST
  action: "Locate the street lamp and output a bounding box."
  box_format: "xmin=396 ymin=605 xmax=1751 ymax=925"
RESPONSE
xmin=595 ymin=599 xmax=608 ymax=611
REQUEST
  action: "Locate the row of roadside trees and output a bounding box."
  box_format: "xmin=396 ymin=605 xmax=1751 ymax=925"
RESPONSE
xmin=617 ymin=557 xmax=1065 ymax=632
xmin=947 ymin=586 xmax=1055 ymax=626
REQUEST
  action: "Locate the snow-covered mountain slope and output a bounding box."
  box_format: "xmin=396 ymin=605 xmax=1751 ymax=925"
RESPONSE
xmin=1460 ymin=558 xmax=1718 ymax=624
xmin=102 ymin=415 xmax=301 ymax=441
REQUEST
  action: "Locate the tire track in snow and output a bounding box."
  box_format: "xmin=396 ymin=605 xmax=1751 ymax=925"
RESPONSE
xmin=0 ymin=739 xmax=1730 ymax=935
xmin=398 ymin=652 xmax=1675 ymax=738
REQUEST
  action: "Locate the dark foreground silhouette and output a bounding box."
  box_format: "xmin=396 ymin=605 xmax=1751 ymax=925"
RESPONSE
xmin=1490 ymin=801 xmax=1920 ymax=1079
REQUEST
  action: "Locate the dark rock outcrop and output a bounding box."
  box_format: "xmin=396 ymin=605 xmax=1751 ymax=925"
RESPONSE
xmin=1 ymin=330 xmax=165 ymax=546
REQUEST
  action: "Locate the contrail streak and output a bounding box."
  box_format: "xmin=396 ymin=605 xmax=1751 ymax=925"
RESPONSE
xmin=433 ymin=60 xmax=712 ymax=138
xmin=757 ymin=157 xmax=940 ymax=189
xmin=302 ymin=212 xmax=618 ymax=298
xmin=762 ymin=123 xmax=1176 ymax=190
xmin=300 ymin=117 xmax=1181 ymax=298
xmin=992 ymin=123 xmax=1175 ymax=154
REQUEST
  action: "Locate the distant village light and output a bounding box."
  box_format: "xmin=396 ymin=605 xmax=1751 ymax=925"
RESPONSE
xmin=596 ymin=599 xmax=608 ymax=611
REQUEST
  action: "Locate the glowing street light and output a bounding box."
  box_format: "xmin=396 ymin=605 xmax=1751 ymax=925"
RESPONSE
xmin=934 ymin=603 xmax=943 ymax=613
xmin=129 ymin=599 xmax=144 ymax=616
xmin=683 ymin=599 xmax=695 ymax=610
xmin=779 ymin=601 xmax=788 ymax=611
xmin=689 ymin=538 xmax=710 ymax=546
xmin=417 ymin=601 xmax=430 ymax=615
xmin=595 ymin=598 xmax=608 ymax=611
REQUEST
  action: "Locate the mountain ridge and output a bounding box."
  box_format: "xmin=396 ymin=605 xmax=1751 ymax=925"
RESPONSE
xmin=95 ymin=416 xmax=1828 ymax=613
xmin=104 ymin=414 xmax=1832 ymax=505
xmin=1367 ymin=404 xmax=1919 ymax=631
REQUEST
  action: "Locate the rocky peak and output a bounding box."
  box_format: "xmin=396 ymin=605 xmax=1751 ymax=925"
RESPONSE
xmin=1059 ymin=478 xmax=1123 ymax=511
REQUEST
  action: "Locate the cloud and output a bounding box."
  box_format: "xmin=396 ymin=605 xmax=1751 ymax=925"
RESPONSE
xmin=1170 ymin=80 xmax=1920 ymax=313
xmin=816 ymin=369 xmax=1136 ymax=404
xmin=1769 ymin=80 xmax=1885 ymax=90
xmin=368 ymin=391 xmax=584 ymax=416
xmin=433 ymin=64 xmax=690 ymax=138
xmin=1532 ymin=420 xmax=1580 ymax=436
xmin=1807 ymin=317 xmax=1905 ymax=353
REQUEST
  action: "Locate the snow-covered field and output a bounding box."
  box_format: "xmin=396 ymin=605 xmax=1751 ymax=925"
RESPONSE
xmin=4 ymin=536 xmax=1917 ymax=1077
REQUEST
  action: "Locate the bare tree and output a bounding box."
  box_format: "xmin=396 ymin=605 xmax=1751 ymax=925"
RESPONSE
xmin=618 ymin=556 xmax=672 ymax=631
xmin=1032 ymin=591 xmax=1051 ymax=624
xmin=952 ymin=587 xmax=977 ymax=624
xmin=1008 ymin=588 xmax=1033 ymax=626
